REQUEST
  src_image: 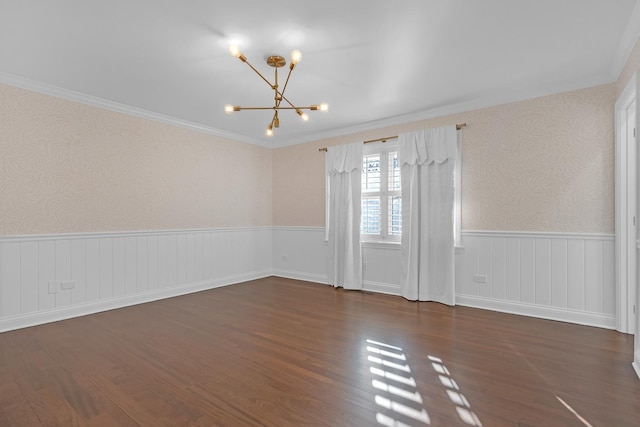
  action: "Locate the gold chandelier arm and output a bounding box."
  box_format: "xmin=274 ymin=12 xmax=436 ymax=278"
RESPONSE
xmin=239 ymin=56 xmax=301 ymax=112
xmin=235 ymin=107 xmax=279 ymax=111
xmin=241 ymin=57 xmax=276 ymax=91
xmin=269 ymin=61 xmax=300 ymax=111
xmin=282 ymin=105 xmax=318 ymax=110
xmin=275 ymin=66 xmax=294 ymax=110
xmin=276 ymin=92 xmax=302 ymax=111
xmin=234 ymin=106 xmax=318 ymax=110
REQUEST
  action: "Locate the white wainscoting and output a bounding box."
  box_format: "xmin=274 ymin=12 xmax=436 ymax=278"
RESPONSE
xmin=362 ymin=242 xmax=402 ymax=295
xmin=458 ymin=231 xmax=615 ymax=329
xmin=272 ymin=227 xmax=328 ymax=284
xmin=272 ymin=227 xmax=616 ymax=329
xmin=271 ymin=227 xmax=402 ymax=294
xmin=0 ymin=227 xmax=272 ymax=332
xmin=0 ymin=227 xmax=617 ymax=332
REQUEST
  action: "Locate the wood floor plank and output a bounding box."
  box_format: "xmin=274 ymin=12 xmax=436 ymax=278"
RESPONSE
xmin=0 ymin=277 xmax=639 ymax=426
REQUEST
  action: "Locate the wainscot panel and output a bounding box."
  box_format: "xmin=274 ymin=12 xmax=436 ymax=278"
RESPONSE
xmin=272 ymin=227 xmax=616 ymax=329
xmin=0 ymin=227 xmax=272 ymax=332
xmin=1 ymin=227 xmax=615 ymax=331
xmin=458 ymin=231 xmax=615 ymax=329
xmin=272 ymin=227 xmax=328 ymax=284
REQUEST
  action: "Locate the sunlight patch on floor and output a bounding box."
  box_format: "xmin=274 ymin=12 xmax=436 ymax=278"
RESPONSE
xmin=366 ymin=339 xmax=431 ymax=426
xmin=428 ymin=355 xmax=482 ymax=427
xmin=555 ymin=396 xmax=594 ymax=427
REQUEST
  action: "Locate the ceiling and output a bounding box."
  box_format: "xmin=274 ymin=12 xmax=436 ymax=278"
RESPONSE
xmin=1 ymin=0 xmax=639 ymax=148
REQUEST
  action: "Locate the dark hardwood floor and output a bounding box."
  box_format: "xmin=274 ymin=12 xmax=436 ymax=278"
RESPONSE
xmin=0 ymin=277 xmax=638 ymax=426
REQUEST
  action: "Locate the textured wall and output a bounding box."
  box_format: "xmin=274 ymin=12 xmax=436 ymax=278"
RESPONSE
xmin=273 ymin=84 xmax=615 ymax=233
xmin=0 ymin=79 xmax=615 ymax=235
xmin=0 ymin=83 xmax=273 ymax=236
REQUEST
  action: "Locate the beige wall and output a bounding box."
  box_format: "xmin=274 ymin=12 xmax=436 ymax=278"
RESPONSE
xmin=0 ymin=83 xmax=273 ymax=236
xmin=1 ymin=64 xmax=623 ymax=236
xmin=273 ymin=84 xmax=616 ymax=233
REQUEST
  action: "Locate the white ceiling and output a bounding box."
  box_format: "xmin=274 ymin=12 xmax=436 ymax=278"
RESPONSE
xmin=1 ymin=0 xmax=639 ymax=147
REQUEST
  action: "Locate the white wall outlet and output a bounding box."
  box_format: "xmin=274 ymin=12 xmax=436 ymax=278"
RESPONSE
xmin=48 ymin=280 xmax=60 ymax=294
xmin=473 ymin=274 xmax=488 ymax=284
xmin=281 ymin=255 xmax=288 ymax=262
xmin=61 ymin=280 xmax=76 ymax=290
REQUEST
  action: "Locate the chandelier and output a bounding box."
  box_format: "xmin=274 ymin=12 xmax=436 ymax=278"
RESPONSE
xmin=224 ymin=46 xmax=328 ymax=137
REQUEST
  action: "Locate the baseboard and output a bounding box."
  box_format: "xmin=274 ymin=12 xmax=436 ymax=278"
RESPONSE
xmin=269 ymin=275 xmax=617 ymax=330
xmin=634 ymin=354 xmax=640 ymax=380
xmin=0 ymin=270 xmax=271 ymax=333
xmin=272 ymin=274 xmax=401 ymax=297
xmin=364 ymin=281 xmax=401 ymax=296
xmin=456 ymin=294 xmax=616 ymax=329
xmin=272 ymin=270 xmax=328 ymax=285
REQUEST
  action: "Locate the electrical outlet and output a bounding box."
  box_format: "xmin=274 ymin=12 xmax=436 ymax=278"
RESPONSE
xmin=48 ymin=280 xmax=60 ymax=294
xmin=281 ymin=255 xmax=288 ymax=262
xmin=61 ymin=280 xmax=76 ymax=290
xmin=473 ymin=274 xmax=488 ymax=284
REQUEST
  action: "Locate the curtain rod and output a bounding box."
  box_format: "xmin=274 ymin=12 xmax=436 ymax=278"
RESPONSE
xmin=318 ymin=123 xmax=466 ymax=152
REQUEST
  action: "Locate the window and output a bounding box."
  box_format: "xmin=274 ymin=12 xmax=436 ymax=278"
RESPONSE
xmin=326 ymin=132 xmax=461 ymax=246
xmin=361 ymin=142 xmax=401 ymax=242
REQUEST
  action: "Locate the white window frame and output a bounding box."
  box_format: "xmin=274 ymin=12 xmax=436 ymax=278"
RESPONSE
xmin=361 ymin=141 xmax=401 ymax=243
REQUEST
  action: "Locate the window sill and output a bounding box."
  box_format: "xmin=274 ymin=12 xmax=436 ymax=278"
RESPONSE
xmin=326 ymin=237 xmax=463 ymax=252
xmin=361 ymin=241 xmax=401 ymax=250
xmin=361 ymin=242 xmax=464 ymax=252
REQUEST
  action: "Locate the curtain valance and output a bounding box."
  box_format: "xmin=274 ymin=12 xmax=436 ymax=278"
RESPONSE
xmin=398 ymin=126 xmax=457 ymax=166
xmin=326 ymin=143 xmax=362 ymax=174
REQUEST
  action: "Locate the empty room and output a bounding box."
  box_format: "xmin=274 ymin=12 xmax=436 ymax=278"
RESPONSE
xmin=1 ymin=1 xmax=640 ymax=426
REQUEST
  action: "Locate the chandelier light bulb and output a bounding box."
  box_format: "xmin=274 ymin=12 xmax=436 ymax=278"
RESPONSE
xmin=291 ymin=49 xmax=302 ymax=65
xmin=224 ymin=104 xmax=235 ymax=114
xmin=319 ymin=102 xmax=329 ymax=112
xmin=265 ymin=125 xmax=274 ymax=137
xmin=296 ymin=109 xmax=310 ymax=121
xmin=229 ymin=45 xmax=241 ymax=58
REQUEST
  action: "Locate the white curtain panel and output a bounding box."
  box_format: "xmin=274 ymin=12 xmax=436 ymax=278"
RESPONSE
xmin=326 ymin=142 xmax=363 ymax=290
xmin=399 ymin=126 xmax=458 ymax=304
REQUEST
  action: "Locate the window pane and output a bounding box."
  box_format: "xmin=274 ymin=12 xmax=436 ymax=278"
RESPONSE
xmin=389 ymin=196 xmax=401 ymax=235
xmin=361 ymin=197 xmax=381 ymax=234
xmin=389 ymin=151 xmax=400 ymax=191
xmin=362 ymin=154 xmax=381 ymax=192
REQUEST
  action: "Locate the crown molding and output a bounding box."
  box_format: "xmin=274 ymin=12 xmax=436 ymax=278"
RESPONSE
xmin=269 ymin=73 xmax=612 ymax=148
xmin=611 ymin=1 xmax=640 ymax=79
xmin=0 ymin=72 xmax=270 ymax=148
xmin=0 ymin=70 xmax=612 ymax=151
